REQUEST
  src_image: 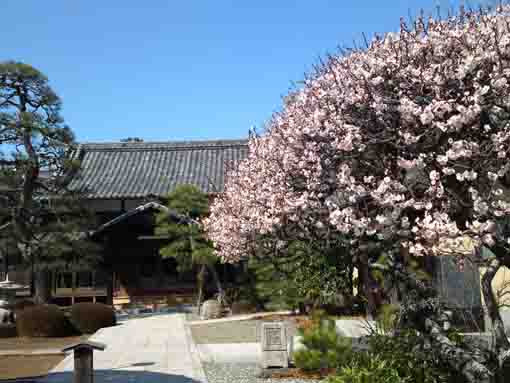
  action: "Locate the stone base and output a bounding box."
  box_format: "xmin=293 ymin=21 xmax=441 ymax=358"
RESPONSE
xmin=261 ymin=350 xmax=288 ymax=369
xmin=255 ymin=366 xmax=293 ymax=379
xmin=255 ymin=366 xmax=272 ymax=379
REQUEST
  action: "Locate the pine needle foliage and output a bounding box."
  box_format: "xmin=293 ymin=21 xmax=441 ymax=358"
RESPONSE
xmin=0 ymin=61 xmax=101 ymax=302
xmin=294 ymin=313 xmax=354 ymax=373
xmin=156 ymin=184 xmax=215 ymax=270
xmin=248 ymin=239 xmax=353 ymax=311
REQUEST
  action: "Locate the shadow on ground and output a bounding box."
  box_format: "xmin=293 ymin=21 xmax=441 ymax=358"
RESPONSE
xmin=30 ymin=370 xmax=201 ymax=383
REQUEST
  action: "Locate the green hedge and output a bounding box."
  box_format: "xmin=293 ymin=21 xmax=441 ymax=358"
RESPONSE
xmin=70 ymin=303 xmax=116 ymax=334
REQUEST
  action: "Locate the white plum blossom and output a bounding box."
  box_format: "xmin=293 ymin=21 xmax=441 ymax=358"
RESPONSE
xmin=206 ymin=7 xmax=510 ymax=272
xmin=493 ymin=77 xmax=508 ymax=89
xmin=397 ymin=158 xmax=418 ymax=169
xmin=488 ymin=172 xmax=499 ymax=182
xmin=420 ymin=109 xmax=435 ymax=125
xmin=436 ymin=155 xmax=449 ymax=166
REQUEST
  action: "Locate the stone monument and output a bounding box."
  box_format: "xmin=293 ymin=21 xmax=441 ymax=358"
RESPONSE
xmin=432 ymin=256 xmax=484 ymax=331
xmin=261 ymin=322 xmax=288 ymax=369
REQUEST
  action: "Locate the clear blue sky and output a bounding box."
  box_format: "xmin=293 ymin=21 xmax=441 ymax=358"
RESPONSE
xmin=1 ymin=0 xmax=477 ymax=142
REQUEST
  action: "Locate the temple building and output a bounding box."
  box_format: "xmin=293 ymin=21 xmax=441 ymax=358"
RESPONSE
xmin=2 ymin=139 xmax=249 ymax=307
xmin=1 ymin=138 xmax=504 ymax=330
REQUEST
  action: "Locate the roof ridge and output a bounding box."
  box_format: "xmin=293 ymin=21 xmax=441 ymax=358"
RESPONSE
xmin=80 ymin=138 xmax=248 ymax=144
xmin=80 ymin=139 xmax=248 ymax=152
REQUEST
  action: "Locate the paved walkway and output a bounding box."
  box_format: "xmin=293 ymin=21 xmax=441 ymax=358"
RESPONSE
xmin=40 ymin=313 xmax=206 ymax=383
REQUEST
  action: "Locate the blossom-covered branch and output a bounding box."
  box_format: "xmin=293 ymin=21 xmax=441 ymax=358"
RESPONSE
xmin=206 ymin=7 xmax=510 ymax=381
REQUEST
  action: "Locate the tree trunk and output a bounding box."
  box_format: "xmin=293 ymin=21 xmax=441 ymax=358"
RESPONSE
xmin=30 ymin=258 xmax=35 ymax=297
xmin=105 ymin=271 xmax=114 ymax=306
xmin=348 ymin=264 xmax=354 ymax=302
xmin=425 ymin=318 xmax=493 ymax=383
xmin=34 ymin=269 xmax=52 ymax=304
xmin=359 ymin=253 xmax=376 ymax=320
xmin=208 ymin=264 xmax=225 ymax=305
xmin=372 ymin=261 xmax=494 ymax=383
xmin=196 ymin=264 xmax=206 ymax=314
xmin=481 ymin=257 xmax=510 ymax=380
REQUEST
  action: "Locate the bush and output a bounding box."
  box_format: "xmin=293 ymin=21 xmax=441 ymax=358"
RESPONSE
xmin=16 ymin=304 xmax=77 ymax=337
xmin=367 ymin=329 xmax=460 ymax=383
xmin=12 ymin=299 xmax=35 ymax=314
xmin=70 ymin=303 xmax=116 ymax=334
xmin=246 ymin=243 xmax=352 ymax=313
xmin=375 ymin=304 xmax=399 ymax=334
xmin=293 ymin=315 xmax=353 ymax=373
xmin=0 ymin=324 xmax=17 ymax=338
xmin=329 ymin=355 xmax=409 ymax=383
xmin=230 ymin=301 xmax=257 ymax=315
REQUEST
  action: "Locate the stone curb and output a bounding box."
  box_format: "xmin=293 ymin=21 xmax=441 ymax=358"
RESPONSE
xmin=0 ymin=349 xmax=66 ymax=356
xmin=184 ymin=320 xmax=209 ymax=383
xmin=188 ymin=311 xmax=293 ymax=325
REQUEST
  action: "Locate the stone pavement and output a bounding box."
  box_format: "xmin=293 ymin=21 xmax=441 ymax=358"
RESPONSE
xmin=40 ymin=313 xmax=206 ymax=383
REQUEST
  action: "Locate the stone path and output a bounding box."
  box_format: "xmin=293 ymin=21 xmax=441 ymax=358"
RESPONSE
xmin=40 ymin=313 xmax=206 ymax=383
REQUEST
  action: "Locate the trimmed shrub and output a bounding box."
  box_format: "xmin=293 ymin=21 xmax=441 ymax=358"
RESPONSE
xmin=12 ymin=299 xmax=35 ymax=314
xmin=230 ymin=301 xmax=257 ymax=315
xmin=70 ymin=303 xmax=116 ymax=334
xmin=0 ymin=324 xmax=17 ymax=338
xmin=16 ymin=304 xmax=77 ymax=337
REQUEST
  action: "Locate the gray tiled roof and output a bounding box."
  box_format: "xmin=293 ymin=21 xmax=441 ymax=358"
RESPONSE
xmin=67 ymin=139 xmax=248 ymax=199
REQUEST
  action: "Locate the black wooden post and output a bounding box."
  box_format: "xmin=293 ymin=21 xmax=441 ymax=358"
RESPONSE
xmin=62 ymin=341 xmax=106 ymax=383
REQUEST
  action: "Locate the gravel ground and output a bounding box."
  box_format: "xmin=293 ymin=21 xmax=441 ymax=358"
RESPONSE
xmin=203 ymin=363 xmax=322 ymax=383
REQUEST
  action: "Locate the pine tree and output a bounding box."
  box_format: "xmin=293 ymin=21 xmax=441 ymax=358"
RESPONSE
xmin=156 ymin=184 xmax=223 ymax=309
xmin=0 ymin=61 xmax=100 ymax=303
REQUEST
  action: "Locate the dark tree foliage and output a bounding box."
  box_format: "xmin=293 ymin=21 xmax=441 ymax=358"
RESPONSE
xmin=247 ymin=239 xmax=355 ymax=313
xmin=0 ymin=62 xmax=100 ymax=303
xmin=156 ymin=184 xmax=223 ymax=308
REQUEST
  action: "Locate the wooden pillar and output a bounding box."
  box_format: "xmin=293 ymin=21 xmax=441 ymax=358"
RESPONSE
xmin=105 ymin=271 xmax=114 ymax=306
xmin=62 ymin=341 xmax=106 ymax=383
xmin=52 ymin=271 xmax=56 ymax=295
xmin=74 ymin=348 xmax=93 ymax=383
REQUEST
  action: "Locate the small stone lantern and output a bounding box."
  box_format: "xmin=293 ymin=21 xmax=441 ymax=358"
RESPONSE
xmin=0 ymin=274 xmax=29 ymax=308
xmin=62 ymin=341 xmax=106 ymax=383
